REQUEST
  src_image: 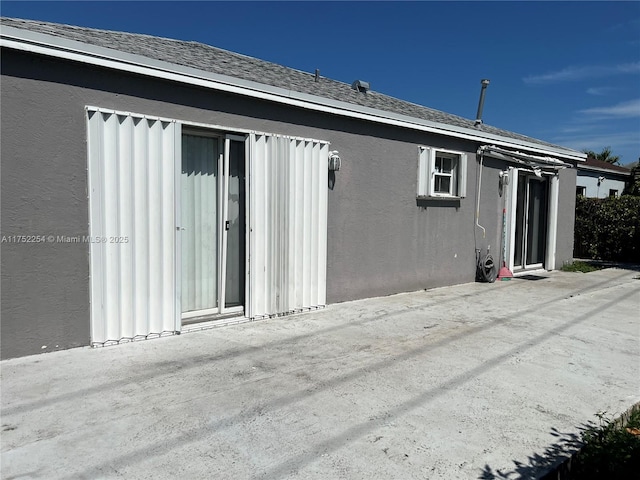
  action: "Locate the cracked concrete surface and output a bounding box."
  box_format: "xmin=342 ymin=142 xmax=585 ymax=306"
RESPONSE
xmin=1 ymin=268 xmax=639 ymax=479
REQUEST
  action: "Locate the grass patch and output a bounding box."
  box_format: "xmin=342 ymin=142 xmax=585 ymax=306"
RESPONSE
xmin=561 ymin=261 xmax=605 ymax=273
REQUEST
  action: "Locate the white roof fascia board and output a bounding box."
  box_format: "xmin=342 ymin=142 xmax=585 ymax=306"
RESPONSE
xmin=2 ymin=26 xmax=586 ymax=162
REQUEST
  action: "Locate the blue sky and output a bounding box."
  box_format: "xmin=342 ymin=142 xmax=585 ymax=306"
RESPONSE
xmin=2 ymin=1 xmax=639 ymax=165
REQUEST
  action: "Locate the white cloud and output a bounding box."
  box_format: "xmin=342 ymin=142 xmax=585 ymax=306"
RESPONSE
xmin=552 ymin=131 xmax=640 ymax=155
xmin=558 ymin=125 xmax=598 ymax=134
xmin=523 ymin=62 xmax=640 ymax=84
xmin=617 ymin=63 xmax=640 ymax=74
xmin=606 ymin=17 xmax=640 ymax=33
xmin=580 ymin=99 xmax=640 ymax=118
xmin=586 ymin=87 xmax=616 ymax=96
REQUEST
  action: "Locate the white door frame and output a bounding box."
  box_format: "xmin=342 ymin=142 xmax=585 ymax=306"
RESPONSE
xmin=176 ymin=130 xmax=249 ymax=325
xmin=507 ymin=167 xmax=560 ymax=272
xmin=220 ymin=134 xmax=248 ymax=316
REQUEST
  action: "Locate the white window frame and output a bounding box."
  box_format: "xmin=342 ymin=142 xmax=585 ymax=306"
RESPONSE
xmin=417 ymin=146 xmax=467 ymax=198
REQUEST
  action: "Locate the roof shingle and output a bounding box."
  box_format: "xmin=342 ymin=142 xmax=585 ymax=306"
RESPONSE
xmin=1 ymin=17 xmax=579 ymax=154
xmin=582 ymin=157 xmax=632 ymax=174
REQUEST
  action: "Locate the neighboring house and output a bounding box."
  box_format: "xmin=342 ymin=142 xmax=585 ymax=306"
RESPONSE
xmin=0 ymin=18 xmax=586 ymax=359
xmin=576 ymin=156 xmax=631 ymax=198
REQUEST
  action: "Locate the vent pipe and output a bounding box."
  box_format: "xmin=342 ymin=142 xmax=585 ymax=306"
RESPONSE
xmin=475 ymin=79 xmax=490 ymax=125
xmin=315 ymin=69 xmax=320 ymax=82
xmin=351 ymin=80 xmax=370 ymax=93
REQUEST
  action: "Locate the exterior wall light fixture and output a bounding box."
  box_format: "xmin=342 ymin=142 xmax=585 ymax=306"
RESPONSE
xmin=328 ymin=151 xmax=341 ymax=171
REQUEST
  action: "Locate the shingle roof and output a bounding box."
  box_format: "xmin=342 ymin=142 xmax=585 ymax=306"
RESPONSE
xmin=581 ymin=156 xmax=632 ymax=174
xmin=1 ymin=17 xmax=578 ymax=155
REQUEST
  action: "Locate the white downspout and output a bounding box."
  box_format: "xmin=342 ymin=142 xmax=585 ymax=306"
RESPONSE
xmin=508 ymin=168 xmax=518 ymax=271
xmin=476 ymin=151 xmax=486 ymax=238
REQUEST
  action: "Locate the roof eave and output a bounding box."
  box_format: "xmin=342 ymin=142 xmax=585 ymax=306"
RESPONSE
xmin=577 ymin=164 xmax=631 ymax=176
xmin=1 ymin=24 xmax=587 ymax=162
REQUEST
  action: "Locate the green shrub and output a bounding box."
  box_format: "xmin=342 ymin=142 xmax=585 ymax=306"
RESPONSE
xmin=571 ymin=409 xmax=640 ymax=479
xmin=574 ymin=196 xmax=640 ymax=262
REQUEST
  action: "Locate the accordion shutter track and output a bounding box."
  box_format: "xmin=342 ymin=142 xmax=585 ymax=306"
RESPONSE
xmin=249 ymin=134 xmax=328 ymax=319
xmin=87 ymin=108 xmax=179 ymax=345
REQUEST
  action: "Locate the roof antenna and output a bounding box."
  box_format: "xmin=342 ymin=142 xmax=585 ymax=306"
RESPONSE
xmin=315 ymin=69 xmax=320 ymax=83
xmin=475 ymin=79 xmax=490 ymax=126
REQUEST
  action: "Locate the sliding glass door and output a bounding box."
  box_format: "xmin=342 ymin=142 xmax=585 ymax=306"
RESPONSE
xmin=181 ymin=132 xmax=246 ymax=321
xmin=222 ymin=136 xmax=246 ymax=310
xmin=513 ymin=173 xmax=548 ymax=270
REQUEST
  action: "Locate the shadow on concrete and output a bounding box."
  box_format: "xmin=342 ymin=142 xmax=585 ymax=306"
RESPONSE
xmin=58 ymin=281 xmax=636 ymax=479
xmin=253 ymin=288 xmax=636 ymax=480
xmin=481 ymin=403 xmax=640 ymax=480
xmin=478 ymin=425 xmax=586 ymax=479
xmin=3 ymin=269 xmax=629 ymax=421
xmin=1 ymin=282 xmax=502 ymax=417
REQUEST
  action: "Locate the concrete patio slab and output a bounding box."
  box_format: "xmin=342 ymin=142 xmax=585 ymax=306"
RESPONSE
xmin=2 ymin=268 xmax=639 ymax=479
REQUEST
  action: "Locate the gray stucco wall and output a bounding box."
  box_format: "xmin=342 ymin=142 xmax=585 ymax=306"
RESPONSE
xmin=1 ymin=49 xmax=571 ymax=358
xmin=556 ymin=167 xmax=577 ymax=269
xmin=1 ymin=52 xmax=92 ymax=358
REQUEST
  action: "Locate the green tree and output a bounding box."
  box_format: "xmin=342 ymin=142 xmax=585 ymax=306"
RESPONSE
xmin=583 ymin=146 xmax=621 ymax=165
xmin=624 ymin=163 xmax=640 ymax=196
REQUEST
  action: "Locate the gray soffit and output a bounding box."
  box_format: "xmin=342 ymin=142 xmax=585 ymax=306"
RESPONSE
xmin=1 ymin=17 xmax=585 ymax=160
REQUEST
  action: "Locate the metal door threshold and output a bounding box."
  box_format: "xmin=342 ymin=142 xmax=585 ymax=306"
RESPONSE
xmin=181 ymin=311 xmax=249 ymax=333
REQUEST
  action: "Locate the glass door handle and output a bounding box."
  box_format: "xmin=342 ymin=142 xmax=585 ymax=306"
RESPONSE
xmin=225 ymin=220 xmax=230 ymax=231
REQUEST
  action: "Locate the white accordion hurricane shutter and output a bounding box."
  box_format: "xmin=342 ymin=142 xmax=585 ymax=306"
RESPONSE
xmin=249 ymin=134 xmax=329 ymax=319
xmin=87 ymin=108 xmax=179 ymax=345
xmin=87 ymin=108 xmax=329 ymax=344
